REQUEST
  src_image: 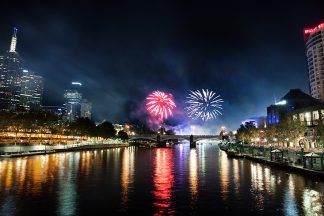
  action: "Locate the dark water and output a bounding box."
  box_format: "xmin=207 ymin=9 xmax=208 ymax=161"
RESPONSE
xmin=0 ymin=142 xmax=323 ymax=216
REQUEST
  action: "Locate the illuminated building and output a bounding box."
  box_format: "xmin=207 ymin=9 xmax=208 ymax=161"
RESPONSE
xmin=242 ymin=116 xmax=267 ymax=128
xmin=20 ymin=69 xmax=43 ymax=110
xmin=41 ymin=105 xmax=64 ymax=116
xmin=0 ymin=28 xmax=23 ymax=110
xmin=113 ymin=124 xmax=123 ymax=134
xmin=267 ymin=89 xmax=320 ymax=124
xmin=304 ymin=22 xmax=324 ymax=100
xmin=80 ymin=98 xmax=92 ymax=119
xmin=64 ymin=82 xmax=83 ymax=121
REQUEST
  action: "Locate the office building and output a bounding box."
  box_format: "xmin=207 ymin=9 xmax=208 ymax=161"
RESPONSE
xmin=20 ymin=69 xmax=43 ymax=110
xmin=0 ymin=28 xmax=23 ymax=110
xmin=64 ymin=82 xmax=83 ymax=122
xmin=304 ymin=22 xmax=324 ymax=100
xmin=81 ymin=98 xmax=92 ymax=119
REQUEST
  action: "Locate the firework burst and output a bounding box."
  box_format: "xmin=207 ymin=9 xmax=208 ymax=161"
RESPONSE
xmin=185 ymin=89 xmax=223 ymax=121
xmin=146 ymin=90 xmax=176 ymax=120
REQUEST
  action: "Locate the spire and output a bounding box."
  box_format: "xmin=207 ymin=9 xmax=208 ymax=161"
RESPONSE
xmin=9 ymin=27 xmax=18 ymax=53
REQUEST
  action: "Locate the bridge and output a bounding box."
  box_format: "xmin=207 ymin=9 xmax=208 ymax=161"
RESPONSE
xmin=129 ymin=135 xmax=220 ymax=143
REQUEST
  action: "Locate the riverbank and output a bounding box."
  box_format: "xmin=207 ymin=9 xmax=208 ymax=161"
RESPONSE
xmin=0 ymin=143 xmax=129 ymax=158
xmin=224 ymin=149 xmax=324 ymax=180
xmin=245 ymin=155 xmax=324 ymax=179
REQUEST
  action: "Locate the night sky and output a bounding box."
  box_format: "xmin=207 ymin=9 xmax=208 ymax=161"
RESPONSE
xmin=0 ymin=0 xmax=323 ymax=132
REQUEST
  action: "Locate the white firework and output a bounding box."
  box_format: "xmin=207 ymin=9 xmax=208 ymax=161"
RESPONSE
xmin=185 ymin=89 xmax=224 ymax=121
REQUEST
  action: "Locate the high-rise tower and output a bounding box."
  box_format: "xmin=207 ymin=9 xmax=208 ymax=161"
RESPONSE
xmin=0 ymin=28 xmax=23 ymax=110
xmin=20 ymin=69 xmax=43 ymax=110
xmin=64 ymin=82 xmax=83 ymax=122
xmin=304 ymin=22 xmax=324 ymax=100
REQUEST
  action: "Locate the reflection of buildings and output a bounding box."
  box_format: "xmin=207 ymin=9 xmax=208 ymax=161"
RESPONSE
xmin=121 ymin=147 xmax=135 ymax=208
xmin=20 ymin=69 xmax=43 ymax=110
xmin=189 ymin=149 xmax=198 ymax=202
xmin=0 ymin=28 xmax=23 ymax=110
xmin=219 ymin=150 xmax=229 ymax=202
xmin=152 ymin=149 xmax=174 ymax=214
xmin=304 ymin=22 xmax=324 ymax=100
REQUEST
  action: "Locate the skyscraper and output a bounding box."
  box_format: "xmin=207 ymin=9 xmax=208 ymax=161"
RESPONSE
xmin=64 ymin=82 xmax=83 ymax=122
xmin=81 ymin=98 xmax=92 ymax=119
xmin=20 ymin=69 xmax=43 ymax=110
xmin=0 ymin=28 xmax=23 ymax=110
xmin=304 ymin=22 xmax=324 ymax=100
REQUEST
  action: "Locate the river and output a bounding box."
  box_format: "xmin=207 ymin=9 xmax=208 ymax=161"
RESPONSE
xmin=0 ymin=141 xmax=323 ymax=215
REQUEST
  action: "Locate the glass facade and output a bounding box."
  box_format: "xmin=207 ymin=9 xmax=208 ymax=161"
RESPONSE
xmin=0 ymin=52 xmax=23 ymax=110
xmin=64 ymin=90 xmax=82 ymax=122
xmin=20 ymin=70 xmax=43 ymax=110
xmin=81 ymin=99 xmax=92 ymax=119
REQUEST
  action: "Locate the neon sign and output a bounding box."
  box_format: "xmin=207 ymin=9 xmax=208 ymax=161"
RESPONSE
xmin=304 ymin=22 xmax=324 ymax=39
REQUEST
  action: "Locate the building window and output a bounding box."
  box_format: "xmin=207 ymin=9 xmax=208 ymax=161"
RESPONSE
xmin=305 ymin=112 xmax=311 ymax=125
xmin=299 ymin=113 xmax=305 ymax=121
xmin=313 ymin=110 xmax=319 ymax=120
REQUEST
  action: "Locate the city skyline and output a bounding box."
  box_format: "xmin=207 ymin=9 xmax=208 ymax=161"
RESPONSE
xmin=0 ymin=1 xmax=323 ymax=130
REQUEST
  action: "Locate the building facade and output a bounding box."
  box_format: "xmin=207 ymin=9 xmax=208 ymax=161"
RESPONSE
xmin=80 ymin=98 xmax=92 ymax=119
xmin=0 ymin=28 xmax=23 ymax=110
xmin=64 ymin=89 xmax=82 ymax=122
xmin=41 ymin=105 xmax=64 ymax=116
xmin=304 ymin=22 xmax=324 ymax=100
xmin=20 ymin=69 xmax=43 ymax=110
xmin=267 ymin=89 xmax=320 ymax=124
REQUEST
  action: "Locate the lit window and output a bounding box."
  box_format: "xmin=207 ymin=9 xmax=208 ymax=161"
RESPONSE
xmin=299 ymin=113 xmax=305 ymax=121
xmin=313 ymin=111 xmax=319 ymax=120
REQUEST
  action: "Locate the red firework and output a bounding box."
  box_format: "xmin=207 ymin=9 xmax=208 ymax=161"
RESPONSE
xmin=146 ymin=91 xmax=176 ymax=120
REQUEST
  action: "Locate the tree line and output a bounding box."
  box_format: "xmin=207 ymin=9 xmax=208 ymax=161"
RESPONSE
xmin=236 ymin=114 xmax=324 ymax=148
xmin=0 ymin=110 xmax=129 ymax=141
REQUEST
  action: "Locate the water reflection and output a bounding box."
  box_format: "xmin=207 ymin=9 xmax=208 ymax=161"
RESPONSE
xmin=219 ymin=150 xmax=229 ymax=201
xmin=303 ymin=189 xmax=323 ymax=215
xmin=283 ymin=175 xmax=299 ymax=216
xmin=57 ymin=153 xmax=78 ymax=216
xmin=189 ymin=149 xmax=198 ymax=204
xmin=250 ymin=163 xmax=270 ymax=210
xmin=232 ymin=159 xmax=240 ymax=194
xmin=152 ymin=148 xmax=175 ymax=215
xmin=0 ymin=145 xmax=323 ymax=215
xmin=121 ymin=147 xmax=135 ymax=209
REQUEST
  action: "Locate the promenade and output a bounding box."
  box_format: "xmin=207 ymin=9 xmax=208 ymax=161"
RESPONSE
xmin=0 ymin=141 xmax=129 ymax=158
xmin=223 ymin=143 xmax=324 ymax=179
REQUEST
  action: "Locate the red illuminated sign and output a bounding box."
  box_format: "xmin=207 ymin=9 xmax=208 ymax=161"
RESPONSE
xmin=304 ymin=22 xmax=324 ymax=40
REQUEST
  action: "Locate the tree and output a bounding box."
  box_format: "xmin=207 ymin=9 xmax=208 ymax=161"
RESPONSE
xmin=96 ymin=121 xmax=116 ymax=139
xmin=236 ymin=122 xmax=258 ymax=144
xmin=314 ymin=122 xmax=324 ymax=148
xmin=117 ymin=130 xmax=129 ymax=140
xmin=276 ymin=115 xmax=307 ymax=147
xmin=265 ymin=124 xmax=277 ymax=145
xmin=69 ymin=118 xmax=96 ymax=137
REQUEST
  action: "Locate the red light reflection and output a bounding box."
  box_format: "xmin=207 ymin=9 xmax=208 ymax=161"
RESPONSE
xmin=152 ymin=149 xmax=175 ymax=215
